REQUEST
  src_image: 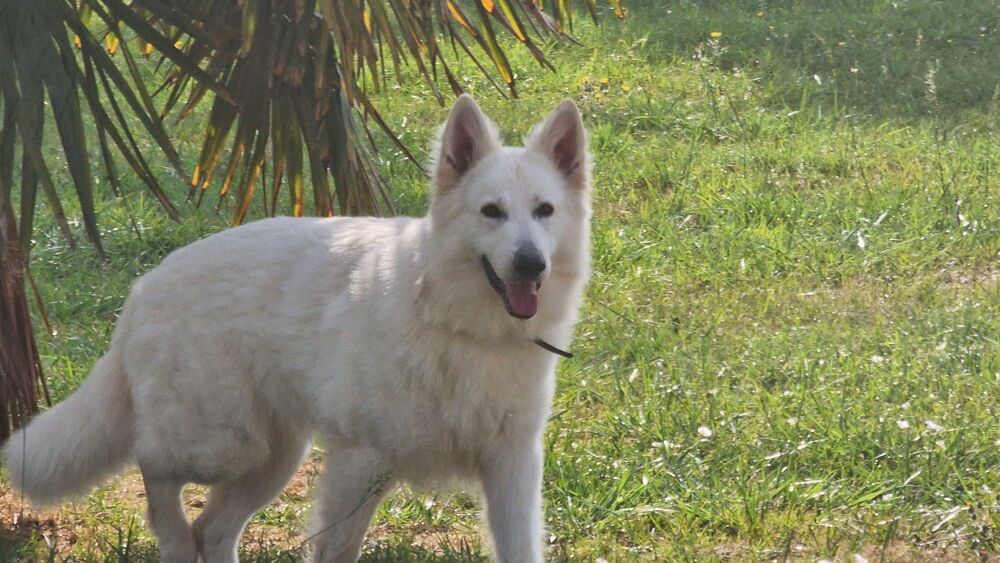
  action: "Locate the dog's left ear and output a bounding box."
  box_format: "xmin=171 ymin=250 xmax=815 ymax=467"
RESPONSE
xmin=526 ymin=99 xmax=590 ymax=190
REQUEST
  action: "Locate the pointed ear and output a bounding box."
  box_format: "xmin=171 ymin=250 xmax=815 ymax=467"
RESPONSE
xmin=526 ymin=99 xmax=590 ymax=190
xmin=433 ymin=94 xmax=500 ymax=191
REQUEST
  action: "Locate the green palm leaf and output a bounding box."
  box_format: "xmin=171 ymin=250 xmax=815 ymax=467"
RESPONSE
xmin=123 ymin=0 xmax=624 ymax=222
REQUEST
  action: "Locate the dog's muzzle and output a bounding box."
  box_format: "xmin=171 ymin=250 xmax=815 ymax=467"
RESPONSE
xmin=482 ymin=256 xmax=541 ymax=319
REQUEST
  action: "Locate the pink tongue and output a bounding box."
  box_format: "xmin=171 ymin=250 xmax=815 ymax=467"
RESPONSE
xmin=505 ymin=279 xmax=538 ymax=318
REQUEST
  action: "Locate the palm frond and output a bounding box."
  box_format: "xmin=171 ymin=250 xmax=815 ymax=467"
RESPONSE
xmin=120 ymin=0 xmax=624 ymax=223
xmin=0 ymin=0 xmax=186 ymax=437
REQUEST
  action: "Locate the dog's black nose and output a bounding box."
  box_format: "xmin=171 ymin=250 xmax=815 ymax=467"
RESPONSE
xmin=513 ymin=244 xmax=546 ymax=280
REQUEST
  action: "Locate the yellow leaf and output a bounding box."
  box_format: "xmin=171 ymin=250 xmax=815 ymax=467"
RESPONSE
xmin=73 ymin=35 xmax=82 ymax=50
xmin=481 ymin=0 xmax=494 ymax=12
xmin=594 ymin=92 xmax=604 ymax=99
xmin=191 ymin=165 xmax=202 ymax=187
xmin=105 ymin=34 xmax=120 ymax=55
xmin=710 ymin=31 xmax=722 ymax=39
xmin=363 ymin=8 xmax=372 ymax=33
xmin=174 ymin=40 xmax=185 ymax=50
xmin=497 ymin=0 xmax=525 ymax=41
xmin=142 ymin=41 xmax=154 ymax=56
xmin=599 ymin=76 xmax=609 ymax=84
xmin=757 ymin=11 xmax=764 ymax=17
xmin=446 ymin=1 xmax=474 ymax=33
xmin=621 ymin=85 xmax=632 ymax=92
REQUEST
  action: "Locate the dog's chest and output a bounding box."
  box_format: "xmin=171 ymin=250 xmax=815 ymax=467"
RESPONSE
xmin=376 ymin=341 xmax=553 ymax=473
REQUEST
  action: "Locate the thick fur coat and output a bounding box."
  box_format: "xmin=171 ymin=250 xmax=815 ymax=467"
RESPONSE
xmin=1 ymin=95 xmax=591 ymax=563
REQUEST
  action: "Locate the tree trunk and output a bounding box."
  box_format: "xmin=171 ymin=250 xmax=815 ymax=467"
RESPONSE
xmin=0 ymin=197 xmax=46 ymax=443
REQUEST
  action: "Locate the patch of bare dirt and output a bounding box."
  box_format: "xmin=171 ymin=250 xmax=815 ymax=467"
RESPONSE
xmin=1 ymin=455 xmax=481 ymax=559
xmin=941 ymin=263 xmax=999 ymax=290
xmin=0 ymin=457 xmax=324 ymax=557
xmin=365 ymin=522 xmax=479 ymax=553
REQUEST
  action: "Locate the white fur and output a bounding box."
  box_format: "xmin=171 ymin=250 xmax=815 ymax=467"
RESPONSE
xmin=1 ymin=95 xmax=591 ymax=563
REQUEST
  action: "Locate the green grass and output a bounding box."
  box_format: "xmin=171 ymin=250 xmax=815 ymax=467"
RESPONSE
xmin=3 ymin=0 xmax=1000 ymax=560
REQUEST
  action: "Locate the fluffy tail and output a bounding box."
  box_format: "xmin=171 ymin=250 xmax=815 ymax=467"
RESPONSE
xmin=1 ymin=352 xmax=133 ymax=505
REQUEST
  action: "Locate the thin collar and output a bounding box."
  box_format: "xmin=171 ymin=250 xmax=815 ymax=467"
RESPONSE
xmin=534 ymin=338 xmax=573 ymax=359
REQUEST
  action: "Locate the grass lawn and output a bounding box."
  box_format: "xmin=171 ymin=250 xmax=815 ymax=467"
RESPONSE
xmin=3 ymin=0 xmax=999 ymax=560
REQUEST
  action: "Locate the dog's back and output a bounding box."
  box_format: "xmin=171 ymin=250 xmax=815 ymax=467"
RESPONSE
xmin=121 ymin=215 xmax=427 ymax=483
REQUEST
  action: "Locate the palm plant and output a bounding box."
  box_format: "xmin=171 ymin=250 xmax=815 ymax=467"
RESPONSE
xmin=0 ymin=0 xmax=623 ymax=440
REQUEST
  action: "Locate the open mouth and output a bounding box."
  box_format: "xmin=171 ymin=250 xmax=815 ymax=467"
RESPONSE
xmin=481 ymin=256 xmax=541 ymax=319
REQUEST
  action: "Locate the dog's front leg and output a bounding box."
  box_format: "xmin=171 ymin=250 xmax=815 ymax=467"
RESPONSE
xmin=480 ymin=440 xmax=544 ymax=563
xmin=310 ymin=446 xmax=391 ymax=563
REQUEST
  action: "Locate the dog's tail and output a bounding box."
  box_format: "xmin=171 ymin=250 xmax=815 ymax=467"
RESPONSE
xmin=1 ymin=351 xmax=134 ymax=505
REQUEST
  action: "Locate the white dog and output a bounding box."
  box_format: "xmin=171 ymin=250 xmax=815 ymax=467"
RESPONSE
xmin=2 ymin=95 xmax=591 ymax=563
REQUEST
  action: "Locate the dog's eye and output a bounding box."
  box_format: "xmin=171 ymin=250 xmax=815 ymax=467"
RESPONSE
xmin=480 ymin=204 xmax=506 ymax=220
xmin=534 ymin=203 xmax=554 ymax=218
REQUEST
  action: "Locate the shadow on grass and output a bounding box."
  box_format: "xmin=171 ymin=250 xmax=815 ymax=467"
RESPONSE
xmin=614 ymin=0 xmax=1000 ymax=119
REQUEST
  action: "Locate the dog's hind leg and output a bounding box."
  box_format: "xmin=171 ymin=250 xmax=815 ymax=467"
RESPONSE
xmin=192 ymin=431 xmax=310 ymax=563
xmin=142 ymin=473 xmax=197 ymax=563
xmin=309 ymin=446 xmax=392 ymax=563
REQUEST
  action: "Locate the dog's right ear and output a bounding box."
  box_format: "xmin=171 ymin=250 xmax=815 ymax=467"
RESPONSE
xmin=433 ymin=94 xmax=500 ymax=191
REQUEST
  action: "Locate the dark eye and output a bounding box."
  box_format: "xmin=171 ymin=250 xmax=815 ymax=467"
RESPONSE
xmin=481 ymin=203 xmax=506 ymax=219
xmin=534 ymin=202 xmax=554 ymax=218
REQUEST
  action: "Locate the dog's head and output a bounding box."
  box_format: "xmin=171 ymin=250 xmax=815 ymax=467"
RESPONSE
xmin=429 ymin=95 xmax=591 ymax=321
